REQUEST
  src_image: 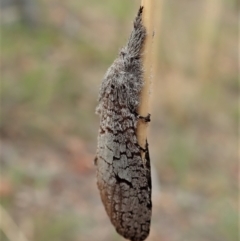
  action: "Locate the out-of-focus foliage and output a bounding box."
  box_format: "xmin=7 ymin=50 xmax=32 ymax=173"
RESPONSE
xmin=0 ymin=0 xmax=238 ymax=241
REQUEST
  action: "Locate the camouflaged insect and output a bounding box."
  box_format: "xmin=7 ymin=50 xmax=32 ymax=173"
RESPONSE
xmin=95 ymin=7 xmax=152 ymax=241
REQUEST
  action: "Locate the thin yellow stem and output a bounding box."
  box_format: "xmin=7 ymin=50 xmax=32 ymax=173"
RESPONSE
xmin=137 ymin=0 xmax=155 ymax=155
xmin=0 ymin=204 xmax=29 ymax=241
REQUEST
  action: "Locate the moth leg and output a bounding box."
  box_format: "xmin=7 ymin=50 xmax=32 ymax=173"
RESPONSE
xmin=137 ymin=140 xmax=149 ymax=152
xmin=137 ymin=141 xmax=150 ymax=169
xmin=134 ymin=112 xmax=151 ymax=122
xmin=94 ymin=156 xmax=98 ymax=166
xmin=138 ymin=113 xmax=151 ymax=122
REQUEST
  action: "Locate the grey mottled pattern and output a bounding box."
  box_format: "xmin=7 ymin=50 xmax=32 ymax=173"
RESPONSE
xmin=95 ymin=7 xmax=152 ymax=241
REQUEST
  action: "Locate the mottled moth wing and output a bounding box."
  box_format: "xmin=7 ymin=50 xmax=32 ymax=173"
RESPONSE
xmin=96 ymin=7 xmax=152 ymax=241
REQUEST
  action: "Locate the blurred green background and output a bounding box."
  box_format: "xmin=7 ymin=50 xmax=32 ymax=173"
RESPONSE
xmin=0 ymin=0 xmax=238 ymax=241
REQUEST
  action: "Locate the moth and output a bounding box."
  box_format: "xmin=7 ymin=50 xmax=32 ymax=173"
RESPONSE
xmin=95 ymin=7 xmax=152 ymax=241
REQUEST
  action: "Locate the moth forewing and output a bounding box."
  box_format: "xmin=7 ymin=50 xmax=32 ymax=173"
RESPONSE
xmin=96 ymin=7 xmax=152 ymax=241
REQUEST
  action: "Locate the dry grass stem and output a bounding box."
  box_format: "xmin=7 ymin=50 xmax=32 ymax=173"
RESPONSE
xmin=137 ymin=0 xmax=156 ymax=155
xmin=0 ymin=204 xmax=29 ymax=241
